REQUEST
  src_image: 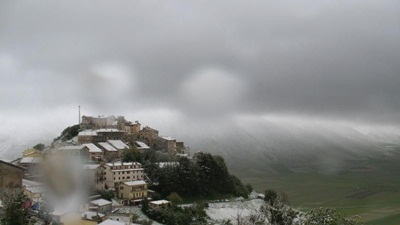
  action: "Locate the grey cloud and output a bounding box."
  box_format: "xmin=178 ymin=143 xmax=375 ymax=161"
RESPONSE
xmin=0 ymin=0 xmax=399 ymax=126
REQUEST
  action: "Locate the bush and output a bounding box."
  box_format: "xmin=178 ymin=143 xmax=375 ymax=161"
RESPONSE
xmin=264 ymin=189 xmax=278 ymax=206
xmin=167 ymin=192 xmax=183 ymax=205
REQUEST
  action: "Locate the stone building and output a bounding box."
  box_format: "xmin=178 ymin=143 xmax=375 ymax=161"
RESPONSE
xmin=98 ymin=142 xmax=119 ymax=162
xmin=158 ymin=136 xmax=177 ymax=155
xmin=176 ymin=142 xmax=190 ymax=156
xmin=0 ymin=160 xmax=25 ymax=188
xmin=78 ymin=129 xmax=126 ymax=144
xmin=83 ymin=143 xmax=104 ymax=162
xmin=81 ymin=115 xmax=117 ymax=130
xmin=138 ymin=126 xmax=159 ymax=147
xmin=123 ymin=121 xmax=141 ymax=136
xmin=81 ymin=115 xmax=136 ymax=132
xmin=97 ymin=129 xmax=126 ymax=142
xmin=78 ymin=130 xmax=101 ymax=144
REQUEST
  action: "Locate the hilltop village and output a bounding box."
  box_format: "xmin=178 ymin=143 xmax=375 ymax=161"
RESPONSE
xmin=0 ymin=115 xmax=252 ymax=225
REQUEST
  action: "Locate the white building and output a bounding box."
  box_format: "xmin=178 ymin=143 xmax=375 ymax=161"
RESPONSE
xmin=104 ymin=162 xmax=144 ymax=189
xmin=89 ymin=198 xmax=112 ymax=214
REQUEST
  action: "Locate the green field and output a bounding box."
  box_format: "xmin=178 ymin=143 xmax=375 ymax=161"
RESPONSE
xmin=232 ymin=170 xmax=400 ymax=224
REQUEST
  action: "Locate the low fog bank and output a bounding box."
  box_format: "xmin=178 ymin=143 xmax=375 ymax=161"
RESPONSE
xmin=0 ymin=109 xmax=77 ymax=159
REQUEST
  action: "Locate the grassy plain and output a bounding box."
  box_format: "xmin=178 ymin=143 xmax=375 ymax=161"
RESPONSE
xmin=232 ymin=159 xmax=400 ymax=224
xmin=230 ymin=144 xmax=400 ymax=224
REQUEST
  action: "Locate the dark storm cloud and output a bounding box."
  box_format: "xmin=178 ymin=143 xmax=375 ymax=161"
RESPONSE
xmin=0 ymin=0 xmax=399 ymax=124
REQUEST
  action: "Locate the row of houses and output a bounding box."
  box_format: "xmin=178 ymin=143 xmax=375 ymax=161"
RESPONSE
xmin=11 ymin=139 xmax=134 ymax=179
xmin=0 ymin=158 xmax=171 ymax=225
xmin=78 ymin=115 xmax=190 ymax=156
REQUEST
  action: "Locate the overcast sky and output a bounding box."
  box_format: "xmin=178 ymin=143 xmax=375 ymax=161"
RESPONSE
xmin=1 ymin=0 xmax=400 ymax=144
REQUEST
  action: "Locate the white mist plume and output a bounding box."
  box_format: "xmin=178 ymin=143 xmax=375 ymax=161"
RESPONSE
xmin=41 ymin=153 xmax=88 ymax=216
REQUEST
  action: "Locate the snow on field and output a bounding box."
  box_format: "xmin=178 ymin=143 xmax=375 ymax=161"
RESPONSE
xmin=206 ymin=198 xmax=265 ymax=224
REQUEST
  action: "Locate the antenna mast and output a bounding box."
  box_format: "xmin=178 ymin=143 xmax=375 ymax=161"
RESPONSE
xmin=79 ymin=105 xmax=81 ymax=124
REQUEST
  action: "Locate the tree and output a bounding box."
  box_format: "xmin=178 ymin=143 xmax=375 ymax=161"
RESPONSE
xmin=33 ymin=143 xmax=45 ymax=151
xmin=263 ymin=190 xmax=298 ymax=225
xmin=0 ymin=189 xmax=33 ymax=225
xmin=95 ymin=189 xmax=114 ymax=201
xmin=53 ymin=124 xmax=80 ymax=142
xmin=131 ymin=213 xmax=140 ymax=222
xmin=264 ymin=189 xmax=278 ymax=206
xmin=122 ymin=148 xmax=141 ymax=162
xmin=142 ymin=198 xmax=150 ymax=213
xmin=153 ymin=152 xmax=250 ymax=198
xmin=303 ymin=207 xmax=365 ymax=225
xmin=167 ymin=192 xmax=183 ymax=205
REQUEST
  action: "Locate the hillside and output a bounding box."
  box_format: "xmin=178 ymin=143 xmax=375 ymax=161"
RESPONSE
xmin=175 ymin=118 xmax=398 ymax=175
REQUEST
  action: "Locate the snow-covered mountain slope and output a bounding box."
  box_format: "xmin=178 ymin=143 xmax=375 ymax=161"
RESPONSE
xmin=176 ymin=117 xmax=399 ymax=174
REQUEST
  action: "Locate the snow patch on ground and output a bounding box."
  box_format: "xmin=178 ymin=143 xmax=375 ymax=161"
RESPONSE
xmin=206 ymin=199 xmax=264 ymax=224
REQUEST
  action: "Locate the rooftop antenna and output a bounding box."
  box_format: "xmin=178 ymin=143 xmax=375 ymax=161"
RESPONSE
xmin=79 ymin=105 xmax=81 ymax=124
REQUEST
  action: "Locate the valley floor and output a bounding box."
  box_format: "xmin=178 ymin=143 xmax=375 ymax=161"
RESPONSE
xmin=233 ymin=170 xmax=400 ymax=225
